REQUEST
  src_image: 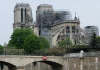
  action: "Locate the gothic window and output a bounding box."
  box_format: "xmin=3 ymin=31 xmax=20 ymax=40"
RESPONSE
xmin=57 ymin=35 xmax=60 ymax=40
xmin=21 ymin=8 xmax=23 ymax=22
xmin=25 ymin=8 xmax=27 ymax=23
xmin=72 ymin=26 xmax=75 ymax=33
xmin=66 ymin=26 xmax=70 ymax=33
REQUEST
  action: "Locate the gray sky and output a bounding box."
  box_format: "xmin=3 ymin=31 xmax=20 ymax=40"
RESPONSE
xmin=0 ymin=0 xmax=100 ymax=45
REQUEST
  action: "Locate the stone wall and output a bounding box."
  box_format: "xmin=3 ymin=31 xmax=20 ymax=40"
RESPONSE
xmin=65 ymin=57 xmax=100 ymax=70
xmin=24 ymin=62 xmax=52 ymax=70
xmin=22 ymin=56 xmax=100 ymax=70
xmin=2 ymin=55 xmax=100 ymax=70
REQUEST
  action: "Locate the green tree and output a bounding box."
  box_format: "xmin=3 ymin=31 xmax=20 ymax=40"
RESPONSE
xmin=0 ymin=45 xmax=4 ymax=54
xmin=90 ymin=32 xmax=97 ymax=48
xmin=23 ymin=35 xmax=50 ymax=54
xmin=58 ymin=40 xmax=66 ymax=48
xmin=39 ymin=37 xmax=50 ymax=49
xmin=8 ymin=28 xmax=33 ymax=49
xmin=58 ymin=38 xmax=72 ymax=48
xmin=96 ymin=36 xmax=100 ymax=47
xmin=23 ymin=34 xmax=41 ymax=54
xmin=71 ymin=45 xmax=88 ymax=48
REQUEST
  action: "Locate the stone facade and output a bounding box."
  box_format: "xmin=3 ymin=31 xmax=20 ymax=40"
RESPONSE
xmin=51 ymin=19 xmax=86 ymax=47
xmin=63 ymin=57 xmax=100 ymax=70
xmin=36 ymin=4 xmax=54 ymax=46
xmin=34 ymin=4 xmax=86 ymax=47
xmin=13 ymin=3 xmax=33 ymax=30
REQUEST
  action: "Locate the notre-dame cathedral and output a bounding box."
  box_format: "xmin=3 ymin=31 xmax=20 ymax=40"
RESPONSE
xmin=13 ymin=3 xmax=86 ymax=47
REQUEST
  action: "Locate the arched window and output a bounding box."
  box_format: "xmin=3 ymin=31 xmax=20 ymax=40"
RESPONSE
xmin=66 ymin=26 xmax=70 ymax=33
xmin=76 ymin=29 xmax=79 ymax=33
xmin=21 ymin=8 xmax=23 ymax=22
xmin=72 ymin=26 xmax=75 ymax=33
xmin=25 ymin=8 xmax=27 ymax=23
xmin=57 ymin=35 xmax=60 ymax=41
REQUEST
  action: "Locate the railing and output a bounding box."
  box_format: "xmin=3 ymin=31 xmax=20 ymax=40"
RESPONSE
xmin=2 ymin=47 xmax=66 ymax=56
xmin=0 ymin=51 xmax=64 ymax=56
xmin=66 ymin=53 xmax=80 ymax=57
xmin=66 ymin=51 xmax=100 ymax=57
xmin=83 ymin=51 xmax=100 ymax=57
xmin=2 ymin=51 xmax=100 ymax=57
xmin=2 ymin=47 xmax=100 ymax=57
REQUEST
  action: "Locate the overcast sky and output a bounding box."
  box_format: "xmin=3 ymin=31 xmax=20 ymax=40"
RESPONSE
xmin=0 ymin=0 xmax=100 ymax=45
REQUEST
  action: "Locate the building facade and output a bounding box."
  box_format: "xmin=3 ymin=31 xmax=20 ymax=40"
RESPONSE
xmin=84 ymin=26 xmax=99 ymax=44
xmin=36 ymin=4 xmax=54 ymax=46
xmin=13 ymin=3 xmax=33 ymax=30
xmin=34 ymin=4 xmax=86 ymax=47
xmin=51 ymin=17 xmax=86 ymax=47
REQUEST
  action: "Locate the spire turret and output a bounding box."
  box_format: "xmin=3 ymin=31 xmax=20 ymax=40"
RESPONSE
xmin=78 ymin=16 xmax=80 ymax=21
xmin=74 ymin=12 xmax=77 ymax=20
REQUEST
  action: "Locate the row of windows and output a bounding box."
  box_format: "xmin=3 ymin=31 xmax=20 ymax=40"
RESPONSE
xmin=66 ymin=26 xmax=79 ymax=33
xmin=66 ymin=26 xmax=77 ymax=29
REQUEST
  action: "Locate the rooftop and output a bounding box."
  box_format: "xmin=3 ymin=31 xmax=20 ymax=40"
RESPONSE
xmin=37 ymin=4 xmax=53 ymax=9
xmin=85 ymin=26 xmax=97 ymax=28
xmin=15 ymin=3 xmax=30 ymax=8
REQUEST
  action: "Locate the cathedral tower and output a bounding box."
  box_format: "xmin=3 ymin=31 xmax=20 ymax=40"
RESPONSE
xmin=13 ymin=3 xmax=33 ymax=30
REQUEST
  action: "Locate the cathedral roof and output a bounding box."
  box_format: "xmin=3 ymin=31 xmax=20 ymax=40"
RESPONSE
xmin=15 ymin=3 xmax=30 ymax=8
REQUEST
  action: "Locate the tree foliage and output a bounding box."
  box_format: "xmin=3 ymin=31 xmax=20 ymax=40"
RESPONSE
xmin=71 ymin=45 xmax=88 ymax=48
xmin=90 ymin=32 xmax=97 ymax=48
xmin=58 ymin=38 xmax=72 ymax=48
xmin=4 ymin=47 xmax=24 ymax=55
xmin=45 ymin=47 xmax=66 ymax=55
xmin=23 ymin=34 xmax=41 ymax=54
xmin=58 ymin=40 xmax=66 ymax=47
xmin=39 ymin=36 xmax=50 ymax=49
xmin=8 ymin=28 xmax=33 ymax=49
xmin=23 ymin=35 xmax=50 ymax=54
xmin=96 ymin=36 xmax=100 ymax=47
xmin=8 ymin=28 xmax=50 ymax=54
xmin=0 ymin=45 xmax=4 ymax=54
